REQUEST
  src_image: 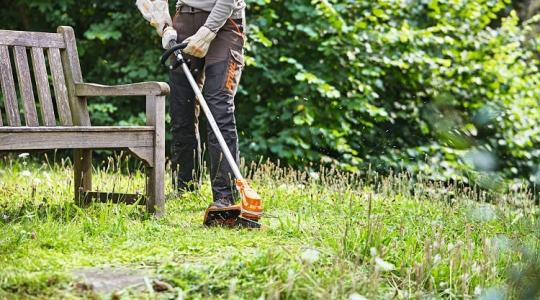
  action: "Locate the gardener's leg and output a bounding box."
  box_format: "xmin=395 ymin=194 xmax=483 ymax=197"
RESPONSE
xmin=202 ymin=19 xmax=245 ymax=205
xmin=169 ymin=11 xmax=206 ymax=191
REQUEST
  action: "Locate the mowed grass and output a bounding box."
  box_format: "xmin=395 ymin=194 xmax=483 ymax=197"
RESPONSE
xmin=0 ymin=154 xmax=539 ymax=299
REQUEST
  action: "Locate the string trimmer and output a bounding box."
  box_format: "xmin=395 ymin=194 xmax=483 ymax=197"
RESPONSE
xmin=161 ymin=41 xmax=263 ymax=229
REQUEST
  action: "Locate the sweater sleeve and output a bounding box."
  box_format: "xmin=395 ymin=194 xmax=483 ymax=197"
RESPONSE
xmin=203 ymin=0 xmax=235 ymax=32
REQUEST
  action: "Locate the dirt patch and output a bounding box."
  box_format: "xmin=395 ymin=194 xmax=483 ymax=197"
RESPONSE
xmin=72 ymin=267 xmax=152 ymax=294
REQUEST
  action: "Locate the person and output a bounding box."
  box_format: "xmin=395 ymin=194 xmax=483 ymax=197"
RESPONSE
xmin=137 ymin=0 xmax=246 ymax=209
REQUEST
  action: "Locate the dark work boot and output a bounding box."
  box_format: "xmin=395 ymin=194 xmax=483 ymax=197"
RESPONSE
xmin=209 ymin=197 xmax=234 ymax=209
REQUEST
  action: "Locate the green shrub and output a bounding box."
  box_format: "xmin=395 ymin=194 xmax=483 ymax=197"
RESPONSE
xmin=241 ymin=0 xmax=540 ymax=186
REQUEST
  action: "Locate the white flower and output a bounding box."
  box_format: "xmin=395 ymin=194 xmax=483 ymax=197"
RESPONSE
xmin=18 ymin=153 xmax=30 ymax=158
xmin=474 ymin=286 xmax=482 ymax=296
xmin=374 ymin=257 xmax=395 ymax=272
xmin=433 ymin=254 xmax=442 ymax=265
xmin=21 ymin=170 xmax=32 ymax=177
xmin=370 ymin=247 xmax=377 ymax=257
xmin=349 ymin=293 xmax=368 ymax=300
xmin=287 ymin=269 xmax=295 ymax=280
xmin=300 ymin=248 xmax=320 ymax=264
xmin=472 ymin=262 xmax=481 ymax=273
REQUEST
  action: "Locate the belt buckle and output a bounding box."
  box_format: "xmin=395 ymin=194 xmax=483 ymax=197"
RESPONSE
xmin=181 ymin=5 xmax=196 ymax=13
xmin=177 ymin=5 xmax=195 ymax=13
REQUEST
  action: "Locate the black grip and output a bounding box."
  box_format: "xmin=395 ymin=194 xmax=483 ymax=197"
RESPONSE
xmin=160 ymin=42 xmax=188 ymax=68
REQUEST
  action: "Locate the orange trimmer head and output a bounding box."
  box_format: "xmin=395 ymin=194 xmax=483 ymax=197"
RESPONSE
xmin=203 ymin=179 xmax=263 ymax=229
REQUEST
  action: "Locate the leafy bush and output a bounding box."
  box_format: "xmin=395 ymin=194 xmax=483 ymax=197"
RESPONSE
xmin=241 ymin=0 xmax=540 ymax=186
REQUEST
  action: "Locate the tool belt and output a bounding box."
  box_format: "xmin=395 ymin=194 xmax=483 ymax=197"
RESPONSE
xmin=177 ymin=4 xmax=244 ymax=20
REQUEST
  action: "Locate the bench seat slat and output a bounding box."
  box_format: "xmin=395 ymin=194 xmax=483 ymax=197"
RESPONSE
xmin=14 ymin=46 xmax=39 ymax=126
xmin=0 ymin=127 xmax=154 ymax=150
xmin=31 ymin=47 xmax=56 ymax=126
xmin=0 ymin=30 xmax=66 ymax=48
xmin=48 ymin=48 xmax=73 ymax=126
xmin=0 ymin=46 xmax=22 ymax=126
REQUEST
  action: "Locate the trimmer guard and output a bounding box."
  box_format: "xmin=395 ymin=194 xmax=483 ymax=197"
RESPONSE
xmin=203 ymin=204 xmax=261 ymax=228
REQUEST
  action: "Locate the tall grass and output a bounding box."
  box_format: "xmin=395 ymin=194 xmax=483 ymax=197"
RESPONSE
xmin=0 ymin=153 xmax=538 ymax=299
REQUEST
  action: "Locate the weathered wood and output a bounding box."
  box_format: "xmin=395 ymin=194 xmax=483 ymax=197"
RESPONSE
xmin=84 ymin=192 xmax=146 ymax=205
xmin=0 ymin=26 xmax=170 ymax=215
xmin=58 ymin=26 xmax=92 ymax=202
xmin=14 ymin=46 xmax=39 ymax=126
xmin=0 ymin=105 xmax=3 ymax=126
xmin=48 ymin=48 xmax=73 ymax=126
xmin=31 ymin=47 xmax=56 ymax=126
xmin=57 ymin=26 xmax=90 ymax=127
xmin=0 ymin=46 xmax=21 ymax=126
xmin=75 ymin=82 xmax=170 ymax=97
xmin=0 ymin=126 xmax=153 ymax=132
xmin=146 ymin=95 xmax=166 ymax=216
xmin=0 ymin=30 xmax=66 ymax=48
xmin=128 ymin=147 xmax=154 ymax=167
xmin=74 ymin=149 xmax=92 ymax=206
xmin=0 ymin=128 xmax=154 ymax=150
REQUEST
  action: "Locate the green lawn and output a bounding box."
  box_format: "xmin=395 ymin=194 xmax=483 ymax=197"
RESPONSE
xmin=0 ymin=154 xmax=538 ymax=299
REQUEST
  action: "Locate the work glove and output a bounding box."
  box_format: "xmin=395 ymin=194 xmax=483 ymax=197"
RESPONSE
xmin=136 ymin=0 xmax=173 ymax=36
xmin=183 ymin=26 xmax=217 ymax=58
xmin=161 ymin=26 xmax=177 ymax=49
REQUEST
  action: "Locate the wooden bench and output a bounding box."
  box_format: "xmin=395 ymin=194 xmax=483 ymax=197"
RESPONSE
xmin=0 ymin=26 xmax=168 ymax=215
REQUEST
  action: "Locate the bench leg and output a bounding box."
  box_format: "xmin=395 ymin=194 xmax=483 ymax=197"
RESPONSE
xmin=147 ymin=159 xmax=165 ymax=216
xmin=146 ymin=95 xmax=166 ymax=216
xmin=74 ymin=149 xmax=92 ymax=206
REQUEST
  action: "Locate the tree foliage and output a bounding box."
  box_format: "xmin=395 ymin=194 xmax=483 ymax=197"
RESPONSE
xmin=242 ymin=0 xmax=540 ymax=188
xmin=1 ymin=0 xmax=539 ymax=186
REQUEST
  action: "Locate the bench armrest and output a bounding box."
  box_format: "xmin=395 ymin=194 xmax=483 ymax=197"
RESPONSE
xmin=75 ymin=82 xmax=170 ymax=97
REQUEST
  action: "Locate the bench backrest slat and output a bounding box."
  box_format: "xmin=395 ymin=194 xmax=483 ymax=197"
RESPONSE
xmin=58 ymin=26 xmax=90 ymax=127
xmin=31 ymin=47 xmax=56 ymax=126
xmin=0 ymin=27 xmax=88 ymax=127
xmin=14 ymin=46 xmax=39 ymax=126
xmin=0 ymin=45 xmax=21 ymax=126
xmin=48 ymin=48 xmax=73 ymax=126
xmin=0 ymin=30 xmax=66 ymax=48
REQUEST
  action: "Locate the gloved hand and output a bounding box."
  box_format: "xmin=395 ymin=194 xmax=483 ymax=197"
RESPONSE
xmin=136 ymin=0 xmax=173 ymax=36
xmin=162 ymin=26 xmax=177 ymax=49
xmin=183 ymin=26 xmax=217 ymax=58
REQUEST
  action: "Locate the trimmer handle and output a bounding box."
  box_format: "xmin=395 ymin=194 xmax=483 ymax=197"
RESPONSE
xmin=160 ymin=41 xmax=188 ymax=70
